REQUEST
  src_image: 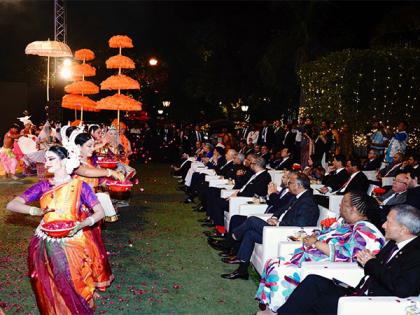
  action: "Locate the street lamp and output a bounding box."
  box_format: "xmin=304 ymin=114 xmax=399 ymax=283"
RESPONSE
xmin=157 ymin=109 xmax=164 ymax=115
xmin=60 ymin=58 xmax=73 ymax=80
xmin=241 ymin=105 xmax=249 ymax=112
xmin=149 ymin=58 xmax=158 ymax=66
xmin=162 ymin=100 xmax=171 ymax=108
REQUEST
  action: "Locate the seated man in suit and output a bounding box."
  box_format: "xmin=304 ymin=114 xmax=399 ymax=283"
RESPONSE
xmin=407 ymin=169 xmax=420 ymax=209
xmin=206 ymin=155 xmax=271 ymax=235
xmin=208 ymin=171 xmax=294 ymax=254
xmin=220 ymin=172 xmax=319 ymax=280
xmin=319 ymin=154 xmax=350 ymax=193
xmin=362 ymin=149 xmax=382 ymax=171
xmin=269 ymin=148 xmax=294 ymax=171
xmin=377 ymin=152 xmax=404 ymax=179
xmin=375 ymin=173 xmax=409 ymax=224
xmin=275 ymin=204 xmax=420 ymax=315
xmin=337 ymin=158 xmax=370 ymax=194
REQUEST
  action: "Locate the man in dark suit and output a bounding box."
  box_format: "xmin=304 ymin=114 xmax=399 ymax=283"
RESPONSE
xmin=206 ymin=155 xmax=271 ymax=234
xmin=220 ymin=172 xmax=319 ymax=280
xmin=336 ymin=158 xmax=370 ymax=194
xmin=275 ymin=204 xmax=420 ymax=314
xmin=209 ymin=172 xmax=295 ymax=254
xmin=283 ymin=123 xmax=296 ymax=154
xmin=316 ymin=158 xmax=370 ymax=209
xmin=190 ymin=125 xmax=204 ymax=143
xmin=407 ymin=169 xmax=420 ymax=209
xmin=319 ymin=154 xmax=350 ymax=193
xmin=376 ymin=173 xmax=409 ymax=224
xmin=272 ymin=148 xmax=294 ymax=171
xmin=378 ymin=152 xmax=404 ymax=179
xmin=258 ymin=120 xmax=275 ymax=147
xmin=272 ymin=120 xmax=285 ymax=152
xmin=363 ymin=149 xmax=382 ymax=171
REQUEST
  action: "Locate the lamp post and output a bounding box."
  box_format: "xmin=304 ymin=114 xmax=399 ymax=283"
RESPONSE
xmin=149 ymin=57 xmax=158 ymax=66
xmin=162 ymin=100 xmax=171 ymax=108
xmin=241 ymin=105 xmax=249 ymax=112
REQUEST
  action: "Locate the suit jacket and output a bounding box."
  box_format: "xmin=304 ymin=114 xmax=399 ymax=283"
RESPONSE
xmin=378 ymin=190 xmax=407 ymax=206
xmin=190 ymin=130 xmax=204 ymax=143
xmin=283 ymin=131 xmax=296 ymax=151
xmin=237 ymin=170 xmax=271 ymax=197
xmin=360 ymin=237 xmax=420 ymax=297
xmin=258 ymin=126 xmax=275 ymax=146
xmin=322 ymin=169 xmax=350 ymax=192
xmin=276 ymin=190 xmax=319 ymax=227
xmin=274 ymin=157 xmax=294 ymax=171
xmin=336 ymin=171 xmax=370 ymax=195
xmin=273 ymin=127 xmax=285 ymax=150
xmin=379 ymin=162 xmax=403 ymax=178
xmin=218 ymin=160 xmax=236 ymax=179
xmin=363 ymin=158 xmax=382 ymax=171
xmin=406 ymin=186 xmax=420 ymax=210
xmin=265 ymin=189 xmax=294 ymax=215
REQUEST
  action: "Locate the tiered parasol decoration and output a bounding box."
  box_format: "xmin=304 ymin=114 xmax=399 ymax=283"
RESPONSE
xmin=25 ymin=40 xmax=73 ymax=101
xmin=97 ymin=35 xmax=142 ymax=127
xmin=62 ymin=48 xmax=100 ymax=120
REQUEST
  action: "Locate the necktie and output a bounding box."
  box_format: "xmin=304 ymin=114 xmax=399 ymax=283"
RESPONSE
xmin=353 ymin=243 xmax=399 ymax=295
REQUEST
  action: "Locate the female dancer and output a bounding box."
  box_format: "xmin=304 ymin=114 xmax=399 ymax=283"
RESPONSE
xmin=7 ymin=146 xmax=106 ymax=314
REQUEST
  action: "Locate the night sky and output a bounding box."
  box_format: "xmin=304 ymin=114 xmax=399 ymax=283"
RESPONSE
xmin=0 ymin=1 xmax=418 ymax=127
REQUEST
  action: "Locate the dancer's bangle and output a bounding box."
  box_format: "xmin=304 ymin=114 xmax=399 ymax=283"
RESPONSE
xmin=29 ymin=206 xmax=40 ymax=216
xmin=87 ymin=217 xmax=95 ymax=226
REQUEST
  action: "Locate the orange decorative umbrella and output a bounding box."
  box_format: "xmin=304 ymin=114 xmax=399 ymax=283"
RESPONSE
xmin=74 ymin=49 xmax=95 ymax=62
xmin=100 ymin=74 xmax=140 ymax=90
xmin=72 ymin=63 xmax=96 ymax=77
xmin=97 ymin=93 xmax=142 ymax=111
xmin=109 ymin=35 xmax=133 ymax=48
xmin=64 ymin=80 xmax=99 ymax=95
xmin=106 ymin=55 xmax=135 ymax=69
xmin=62 ymin=94 xmax=99 ymax=111
xmin=97 ymin=93 xmax=142 ymax=125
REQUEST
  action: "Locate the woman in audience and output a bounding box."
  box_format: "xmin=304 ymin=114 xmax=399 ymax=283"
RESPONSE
xmin=255 ymin=191 xmax=385 ymax=315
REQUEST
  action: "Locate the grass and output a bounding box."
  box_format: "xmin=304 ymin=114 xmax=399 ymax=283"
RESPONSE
xmin=0 ymin=164 xmax=259 ymax=314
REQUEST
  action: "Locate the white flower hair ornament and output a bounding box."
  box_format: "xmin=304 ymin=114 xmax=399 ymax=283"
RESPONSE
xmin=60 ymin=125 xmax=70 ymax=147
xmin=63 ymin=128 xmax=83 ymax=174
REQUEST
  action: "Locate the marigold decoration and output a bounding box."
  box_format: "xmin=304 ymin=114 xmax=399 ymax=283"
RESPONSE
xmin=62 ymin=94 xmax=99 ymax=112
xmin=373 ymin=187 xmax=386 ymax=196
xmin=74 ymin=49 xmax=95 ymax=62
xmin=72 ymin=63 xmax=96 ymax=77
xmin=109 ymin=35 xmax=133 ymax=48
xmin=97 ymin=94 xmax=142 ymax=111
xmin=70 ymin=120 xmax=84 ymax=127
xmin=106 ymin=55 xmax=135 ymax=69
xmin=64 ymin=81 xmax=99 ymax=95
xmin=98 ymin=35 xmax=141 ymax=127
xmin=62 ymin=48 xmax=99 ymax=120
xmin=101 ymin=74 xmax=140 ymax=90
xmin=320 ymin=217 xmax=338 ymax=229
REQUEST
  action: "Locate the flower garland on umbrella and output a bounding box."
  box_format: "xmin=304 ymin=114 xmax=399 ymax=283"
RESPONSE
xmin=61 ymin=48 xmax=99 ymax=120
xmin=97 ymin=35 xmax=142 ymax=126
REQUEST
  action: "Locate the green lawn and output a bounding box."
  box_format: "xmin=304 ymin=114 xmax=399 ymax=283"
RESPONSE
xmin=0 ymin=164 xmax=259 ymax=314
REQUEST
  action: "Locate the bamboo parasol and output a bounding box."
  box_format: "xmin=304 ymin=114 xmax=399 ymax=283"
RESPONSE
xmin=25 ymin=40 xmax=72 ymax=101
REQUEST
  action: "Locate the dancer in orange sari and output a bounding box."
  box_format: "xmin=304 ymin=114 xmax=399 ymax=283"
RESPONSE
xmin=7 ymin=146 xmax=107 ymax=314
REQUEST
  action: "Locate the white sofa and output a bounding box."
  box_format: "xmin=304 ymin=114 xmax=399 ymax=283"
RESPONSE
xmin=250 ymin=204 xmax=337 ymax=275
xmin=338 ymin=296 xmax=420 ymax=315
